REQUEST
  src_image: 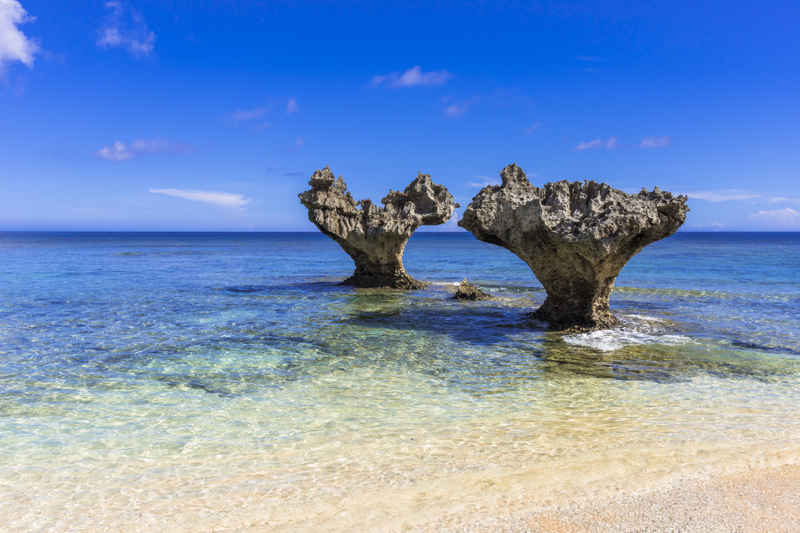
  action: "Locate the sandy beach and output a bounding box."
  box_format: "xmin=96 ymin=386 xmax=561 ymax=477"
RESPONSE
xmin=406 ymin=462 xmax=800 ymax=533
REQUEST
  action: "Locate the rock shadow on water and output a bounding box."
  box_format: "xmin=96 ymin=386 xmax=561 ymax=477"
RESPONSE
xmin=216 ymin=280 xmax=396 ymax=295
xmin=339 ymin=300 xmax=540 ymax=348
xmin=729 ymin=340 xmax=800 ymax=357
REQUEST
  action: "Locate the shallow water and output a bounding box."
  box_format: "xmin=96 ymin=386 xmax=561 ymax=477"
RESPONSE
xmin=1 ymin=232 xmax=799 ymax=531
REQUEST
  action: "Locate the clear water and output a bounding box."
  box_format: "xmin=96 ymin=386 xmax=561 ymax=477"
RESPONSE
xmin=1 ymin=232 xmax=799 ymax=531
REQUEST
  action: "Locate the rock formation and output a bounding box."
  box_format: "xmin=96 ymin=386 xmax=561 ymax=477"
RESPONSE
xmin=453 ymin=280 xmax=492 ymax=301
xmin=459 ymin=163 xmax=689 ymax=331
xmin=299 ymin=166 xmax=459 ymax=289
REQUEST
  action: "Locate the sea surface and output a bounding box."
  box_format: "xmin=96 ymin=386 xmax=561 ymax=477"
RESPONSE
xmin=1 ymin=231 xmax=799 ymax=531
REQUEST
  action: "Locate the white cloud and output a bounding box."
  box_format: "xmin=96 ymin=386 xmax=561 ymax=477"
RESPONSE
xmin=286 ymin=98 xmax=298 ymax=114
xmin=0 ymin=0 xmax=39 ymax=71
xmin=97 ymin=1 xmax=155 ymax=57
xmin=93 ymin=138 xmax=195 ymax=162
xmin=286 ymin=136 xmax=303 ymax=152
xmin=683 ymin=190 xmax=760 ymax=202
xmin=748 ymin=208 xmax=800 ymax=228
xmin=229 ymin=107 xmax=266 ymax=122
xmin=524 ymin=122 xmax=542 ymax=135
xmin=371 ymin=65 xmax=451 ymax=88
xmin=443 ymin=96 xmax=479 ymax=118
xmin=640 ymin=136 xmax=673 ymax=148
xmin=573 ymin=137 xmax=617 ymax=151
xmin=150 ymin=189 xmax=252 ymax=210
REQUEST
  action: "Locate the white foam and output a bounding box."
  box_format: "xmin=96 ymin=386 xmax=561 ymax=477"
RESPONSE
xmin=625 ymin=314 xmax=665 ymax=323
xmin=564 ymin=329 xmax=693 ymax=352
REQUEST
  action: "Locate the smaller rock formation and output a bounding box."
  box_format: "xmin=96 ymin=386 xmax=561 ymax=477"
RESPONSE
xmin=453 ymin=279 xmax=492 ymax=301
xmin=299 ymin=166 xmax=458 ymax=289
xmin=459 ymin=164 xmax=689 ymax=331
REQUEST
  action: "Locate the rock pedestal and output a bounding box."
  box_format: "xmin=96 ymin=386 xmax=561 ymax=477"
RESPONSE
xmin=459 ymin=164 xmax=689 ymax=331
xmin=299 ymin=166 xmax=458 ymax=289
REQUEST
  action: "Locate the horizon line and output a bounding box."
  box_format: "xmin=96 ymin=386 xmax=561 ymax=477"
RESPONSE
xmin=2 ymin=230 xmax=799 ymax=234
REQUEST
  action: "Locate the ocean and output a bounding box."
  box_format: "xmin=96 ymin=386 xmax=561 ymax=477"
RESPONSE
xmin=1 ymin=231 xmax=799 ymax=531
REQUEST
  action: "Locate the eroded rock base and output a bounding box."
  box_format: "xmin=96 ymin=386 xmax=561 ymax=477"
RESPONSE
xmin=529 ymin=301 xmax=621 ymax=332
xmin=340 ymin=267 xmax=427 ymax=290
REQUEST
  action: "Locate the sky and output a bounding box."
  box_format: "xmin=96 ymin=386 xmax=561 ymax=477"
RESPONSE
xmin=0 ymin=0 xmax=798 ymax=231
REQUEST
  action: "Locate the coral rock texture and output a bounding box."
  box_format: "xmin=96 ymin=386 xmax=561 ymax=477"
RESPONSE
xmin=299 ymin=166 xmax=458 ymax=289
xmin=459 ymin=163 xmax=689 ymax=330
xmin=453 ymin=280 xmax=492 ymax=301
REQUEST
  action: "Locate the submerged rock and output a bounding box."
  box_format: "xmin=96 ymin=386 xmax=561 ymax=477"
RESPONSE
xmin=299 ymin=166 xmax=458 ymax=289
xmin=459 ymin=163 xmax=689 ymax=331
xmin=453 ymin=279 xmax=492 ymax=301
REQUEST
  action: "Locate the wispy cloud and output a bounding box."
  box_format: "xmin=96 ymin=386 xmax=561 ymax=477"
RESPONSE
xmin=768 ymin=197 xmax=800 ymax=203
xmin=573 ymin=137 xmax=618 ymax=151
xmin=468 ymin=175 xmax=500 ymax=188
xmin=683 ymin=190 xmax=760 ymax=202
xmin=443 ymin=96 xmax=479 ymax=118
xmin=371 ymin=66 xmax=451 ymax=88
xmin=686 ymin=221 xmax=726 ymax=230
xmin=228 ymin=107 xmax=266 ymax=123
xmin=524 ymin=122 xmax=542 ymax=135
xmin=286 ymin=98 xmax=298 ymax=114
xmin=150 ymin=189 xmax=251 ymax=210
xmin=640 ymin=136 xmax=673 ymax=149
xmin=0 ymin=0 xmax=40 ymax=72
xmin=93 ymin=138 xmax=195 ymax=162
xmin=748 ymin=207 xmax=800 ymax=228
xmin=266 ymin=166 xmax=304 ymax=177
xmin=97 ymin=1 xmax=155 ymax=57
xmin=572 ymin=136 xmax=673 ymax=151
xmin=286 ymin=136 xmax=303 ymax=152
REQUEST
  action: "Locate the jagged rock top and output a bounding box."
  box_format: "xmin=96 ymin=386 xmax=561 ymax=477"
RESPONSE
xmin=299 ymin=165 xmax=458 ymax=240
xmin=459 ymin=163 xmax=689 ymax=255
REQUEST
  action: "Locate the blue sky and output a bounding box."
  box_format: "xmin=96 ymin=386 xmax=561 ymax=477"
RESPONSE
xmin=1 ymin=0 xmax=798 ymax=231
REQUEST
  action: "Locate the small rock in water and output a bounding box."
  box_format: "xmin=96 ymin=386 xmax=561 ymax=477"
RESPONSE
xmin=453 ymin=279 xmax=492 ymax=301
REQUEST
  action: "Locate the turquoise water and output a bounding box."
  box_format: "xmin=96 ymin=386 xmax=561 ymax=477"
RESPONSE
xmin=1 ymin=232 xmax=799 ymax=531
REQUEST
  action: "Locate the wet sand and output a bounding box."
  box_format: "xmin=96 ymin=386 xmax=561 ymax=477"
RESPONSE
xmin=407 ymin=462 xmax=800 ymax=533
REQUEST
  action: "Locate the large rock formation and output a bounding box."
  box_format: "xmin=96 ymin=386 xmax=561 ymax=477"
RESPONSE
xmin=459 ymin=163 xmax=689 ymax=331
xmin=299 ymin=166 xmax=458 ymax=289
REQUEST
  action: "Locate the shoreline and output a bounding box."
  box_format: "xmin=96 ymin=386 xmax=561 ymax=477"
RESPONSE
xmin=4 ymin=456 xmax=798 ymax=531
